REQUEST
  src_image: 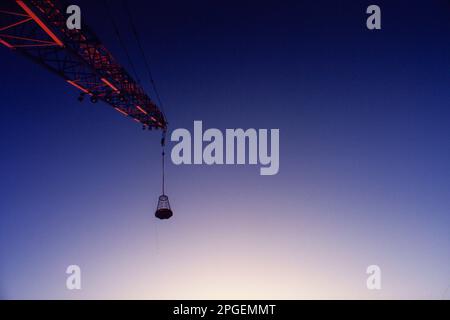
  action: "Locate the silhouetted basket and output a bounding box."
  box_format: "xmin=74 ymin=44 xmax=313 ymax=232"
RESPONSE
xmin=155 ymin=195 xmax=173 ymax=220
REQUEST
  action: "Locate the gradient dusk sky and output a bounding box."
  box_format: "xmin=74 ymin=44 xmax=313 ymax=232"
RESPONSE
xmin=1 ymin=0 xmax=450 ymax=299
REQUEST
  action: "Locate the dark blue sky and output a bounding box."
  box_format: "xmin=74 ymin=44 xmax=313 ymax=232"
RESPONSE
xmin=1 ymin=0 xmax=449 ymax=298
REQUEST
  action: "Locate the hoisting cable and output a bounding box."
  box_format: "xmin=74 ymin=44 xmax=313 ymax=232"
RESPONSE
xmin=122 ymin=0 xmax=167 ymax=120
xmin=102 ymin=0 xmax=141 ymax=84
xmin=161 ymin=130 xmax=166 ymax=195
xmin=155 ymin=129 xmax=172 ymax=220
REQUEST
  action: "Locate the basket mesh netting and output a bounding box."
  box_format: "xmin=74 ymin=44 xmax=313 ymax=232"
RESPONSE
xmin=155 ymin=195 xmax=173 ymax=220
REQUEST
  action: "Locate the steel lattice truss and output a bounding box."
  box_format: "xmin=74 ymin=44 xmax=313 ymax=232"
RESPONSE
xmin=0 ymin=0 xmax=167 ymax=130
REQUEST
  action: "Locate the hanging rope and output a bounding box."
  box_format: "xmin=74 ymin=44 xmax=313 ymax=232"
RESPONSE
xmin=161 ymin=130 xmax=166 ymax=195
xmin=102 ymin=0 xmax=141 ymax=84
xmin=122 ymin=0 xmax=167 ymax=119
xmin=155 ymin=129 xmax=173 ymax=219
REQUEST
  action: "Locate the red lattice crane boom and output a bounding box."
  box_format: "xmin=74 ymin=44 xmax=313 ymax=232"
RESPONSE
xmin=0 ymin=0 xmax=167 ymax=130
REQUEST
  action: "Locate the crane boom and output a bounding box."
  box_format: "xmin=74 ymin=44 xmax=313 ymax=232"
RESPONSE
xmin=0 ymin=0 xmax=167 ymax=130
